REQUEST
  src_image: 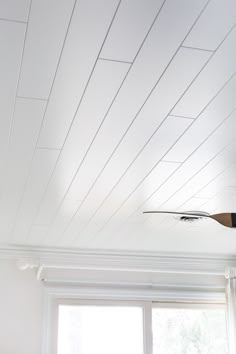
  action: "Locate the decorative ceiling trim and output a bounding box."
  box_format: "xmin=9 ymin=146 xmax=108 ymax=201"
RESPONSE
xmin=0 ymin=244 xmax=236 ymax=276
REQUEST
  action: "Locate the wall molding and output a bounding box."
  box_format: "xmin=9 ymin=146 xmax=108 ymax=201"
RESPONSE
xmin=0 ymin=244 xmax=236 ymax=277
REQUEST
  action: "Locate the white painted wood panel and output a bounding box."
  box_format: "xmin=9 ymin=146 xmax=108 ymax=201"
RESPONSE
xmin=65 ymin=48 xmax=209 ymax=202
xmin=34 ymin=0 xmax=209 ymax=240
xmin=18 ymin=0 xmax=75 ymax=99
xmin=140 ymin=111 xmax=236 ymax=212
xmin=54 ymin=46 xmax=211 ymax=242
xmin=35 ymin=60 xmax=130 ymax=225
xmin=42 ymin=198 xmax=82 ymax=246
xmin=109 ymin=163 xmax=180 ymax=224
xmin=0 ymin=20 xmax=26 ymax=172
xmin=72 ymin=162 xmax=181 ymax=245
xmin=0 ymin=98 xmax=47 ymax=241
xmin=26 ymin=225 xmax=49 ymax=246
xmin=0 ymin=0 xmax=234 ymax=254
xmin=100 ymin=0 xmax=164 ymax=62
xmin=198 ymin=186 xmax=236 ymax=216
xmin=184 ymin=0 xmax=236 ymax=51
xmin=173 ymin=26 xmax=236 ymax=118
xmin=41 ymin=0 xmax=211 ymax=238
xmin=114 ymin=127 xmax=234 ymax=240
xmin=196 ymin=163 xmax=236 ymax=198
xmin=165 ymin=73 xmax=236 ymax=162
xmin=179 ymin=197 xmax=210 ymax=211
xmin=11 ymin=148 xmax=59 ymax=244
xmin=37 ymin=0 xmax=120 ymax=148
xmin=85 ymin=182 xmax=209 ymax=248
xmin=62 ymin=117 xmax=191 ymax=244
xmin=162 ymin=142 xmax=236 ymax=210
xmin=0 ymin=0 xmax=30 ymax=22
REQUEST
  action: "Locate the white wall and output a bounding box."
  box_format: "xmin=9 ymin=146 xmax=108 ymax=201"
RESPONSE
xmin=0 ymin=254 xmax=228 ymax=354
xmin=0 ymin=259 xmax=43 ymax=354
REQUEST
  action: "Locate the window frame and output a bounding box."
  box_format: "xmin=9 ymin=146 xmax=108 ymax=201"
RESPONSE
xmin=49 ymin=298 xmax=152 ymax=354
xmin=46 ymin=296 xmax=227 ymax=354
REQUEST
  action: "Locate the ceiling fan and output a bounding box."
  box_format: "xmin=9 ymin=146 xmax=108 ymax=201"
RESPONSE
xmin=143 ymin=210 xmax=236 ymax=229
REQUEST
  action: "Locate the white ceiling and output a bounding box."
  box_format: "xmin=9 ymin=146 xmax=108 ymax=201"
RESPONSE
xmin=0 ymin=0 xmax=236 ymax=254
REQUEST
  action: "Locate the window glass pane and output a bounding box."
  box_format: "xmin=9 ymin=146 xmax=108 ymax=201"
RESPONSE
xmin=57 ymin=305 xmax=144 ymax=354
xmin=152 ymin=307 xmax=228 ymax=354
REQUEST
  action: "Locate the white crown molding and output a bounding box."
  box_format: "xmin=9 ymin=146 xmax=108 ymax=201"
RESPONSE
xmin=1 ymin=244 xmax=236 ymax=277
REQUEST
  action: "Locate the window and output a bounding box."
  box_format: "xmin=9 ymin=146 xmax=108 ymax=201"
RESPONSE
xmin=152 ymin=305 xmax=228 ymax=354
xmin=57 ymin=305 xmax=143 ymax=354
xmin=53 ymin=301 xmax=228 ymax=354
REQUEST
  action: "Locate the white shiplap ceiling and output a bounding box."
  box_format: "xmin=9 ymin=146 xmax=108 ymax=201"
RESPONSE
xmin=0 ymin=0 xmax=236 ymax=254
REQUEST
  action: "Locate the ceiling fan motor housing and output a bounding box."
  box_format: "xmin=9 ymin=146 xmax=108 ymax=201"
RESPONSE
xmin=179 ymin=215 xmax=203 ymax=223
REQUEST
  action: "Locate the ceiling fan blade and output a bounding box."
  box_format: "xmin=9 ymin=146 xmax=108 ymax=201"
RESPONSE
xmin=210 ymin=213 xmax=236 ymax=228
xmin=143 ymin=210 xmax=210 ymax=218
xmin=143 ymin=210 xmax=236 ymax=228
